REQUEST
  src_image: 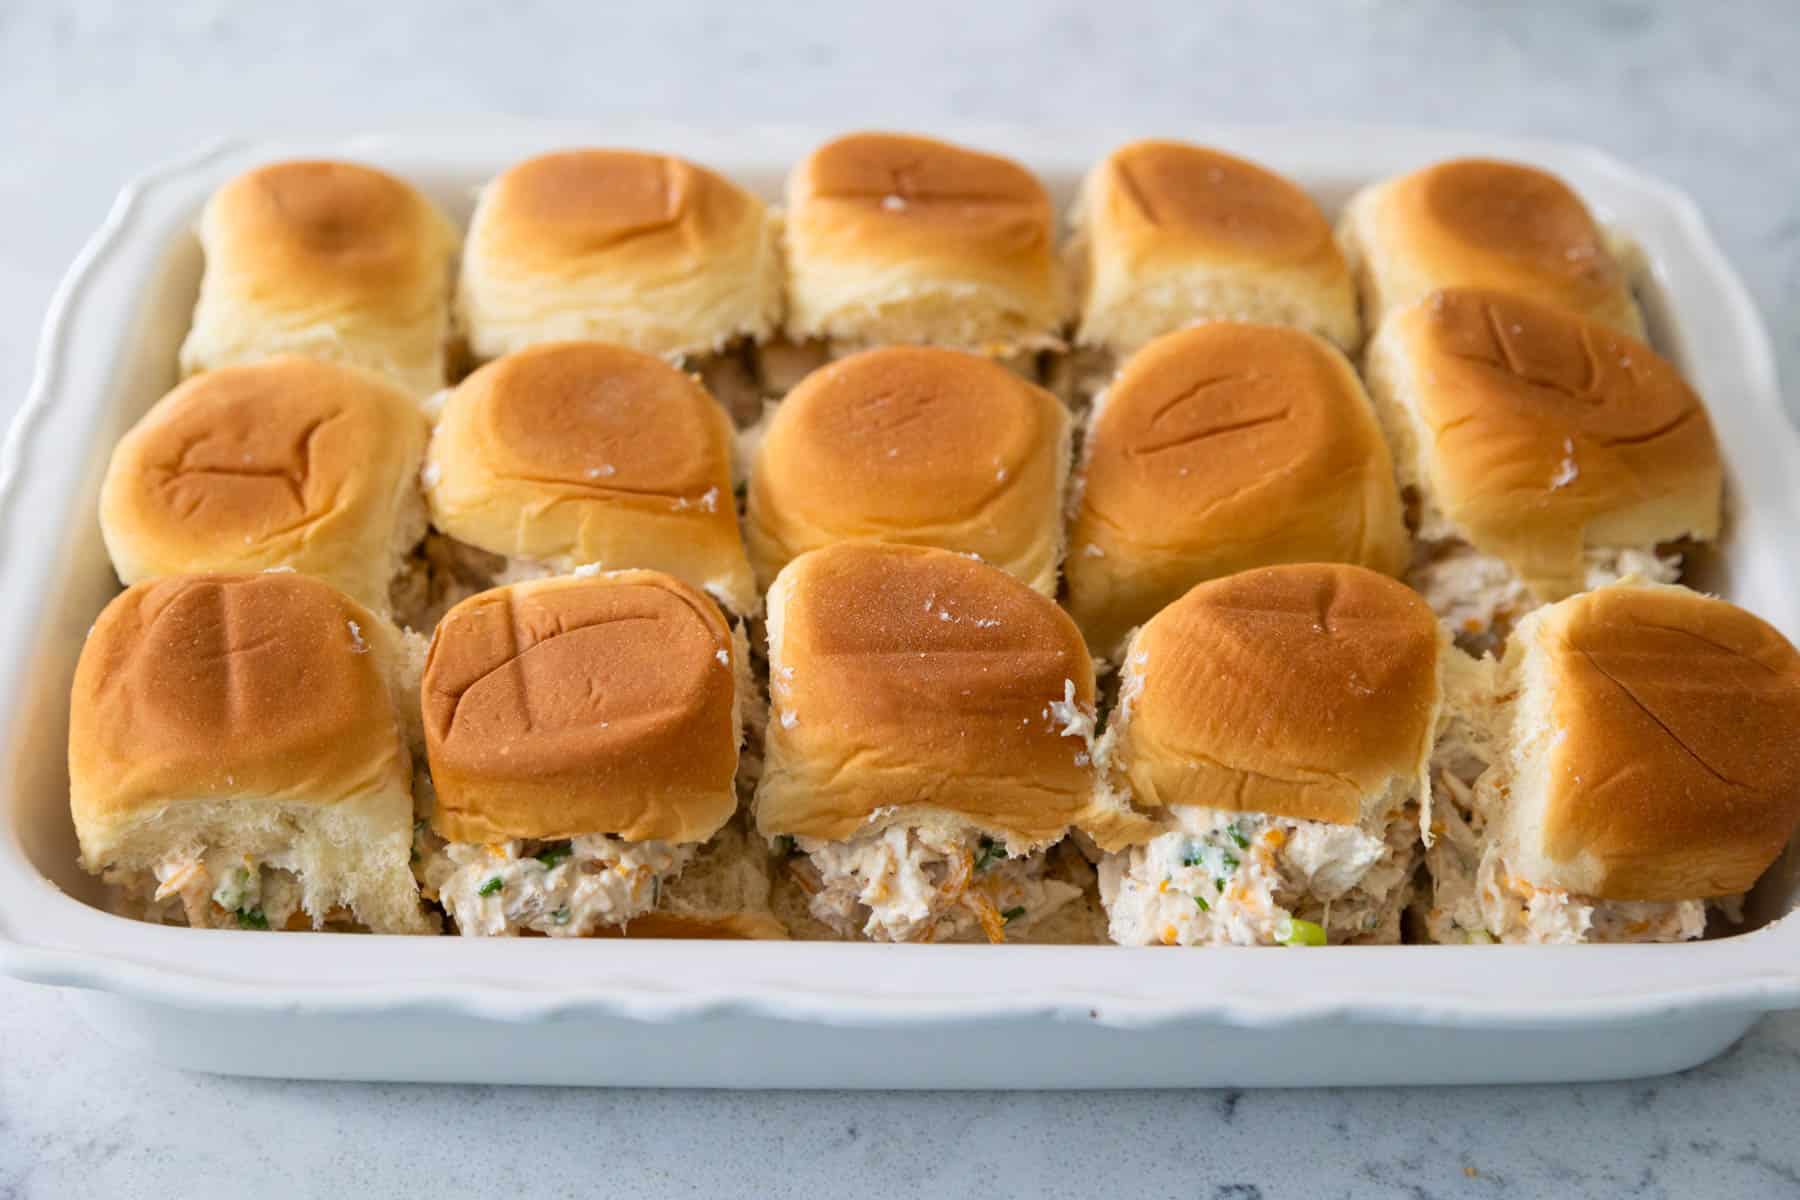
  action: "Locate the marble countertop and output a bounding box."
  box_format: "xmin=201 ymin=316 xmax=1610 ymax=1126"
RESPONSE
xmin=3 ymin=1 xmax=1799 ymax=1195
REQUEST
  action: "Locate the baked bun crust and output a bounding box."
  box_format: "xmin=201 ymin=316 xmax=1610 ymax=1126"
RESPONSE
xmin=1500 ymin=583 xmax=1800 ymax=901
xmin=745 ymin=346 xmax=1069 ymax=593
xmin=756 ymin=543 xmax=1102 ymax=848
xmin=69 ymin=573 xmax=429 ymax=933
xmin=1364 ymin=288 xmax=1721 ymax=602
xmin=424 ymin=341 xmax=754 ymax=614
xmin=456 ymin=149 xmax=782 ymax=361
xmin=179 ymin=160 xmax=458 ymax=394
xmin=1072 ymin=139 xmax=1358 ymax=354
xmin=422 ymin=571 xmax=740 ymax=845
xmin=1064 ymin=322 xmax=1408 ymax=658
xmin=1340 ymin=158 xmax=1643 ymax=336
xmin=100 ymin=357 xmax=427 ymax=615
xmin=783 ymin=132 xmax=1063 ymax=352
xmin=1110 ymin=564 xmax=1441 ymax=825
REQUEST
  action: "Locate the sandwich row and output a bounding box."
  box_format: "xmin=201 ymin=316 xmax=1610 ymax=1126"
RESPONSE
xmin=105 ymin=278 xmax=1721 ymax=662
xmin=68 ymin=548 xmax=1800 ymax=946
xmin=175 ymin=134 xmax=1645 ymax=414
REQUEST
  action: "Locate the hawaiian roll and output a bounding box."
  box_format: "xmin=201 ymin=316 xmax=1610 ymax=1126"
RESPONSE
xmin=422 ymin=341 xmax=755 ymax=615
xmin=745 ymin=346 xmax=1069 ymax=594
xmin=783 ymin=132 xmax=1064 ymax=358
xmin=68 ymin=573 xmax=432 ymax=933
xmin=179 ymin=160 xmax=458 ymax=394
xmin=1339 ymin=157 xmax=1643 ymax=336
xmin=456 ymin=148 xmax=782 ymax=363
xmin=100 ymin=357 xmax=428 ymax=617
xmin=1063 ymin=322 xmax=1408 ymax=660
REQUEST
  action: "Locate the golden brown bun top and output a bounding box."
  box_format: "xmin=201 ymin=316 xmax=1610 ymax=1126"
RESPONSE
xmin=1094 ymin=139 xmax=1337 ymax=264
xmin=1519 ymin=585 xmax=1800 ymax=900
xmin=789 ymin=131 xmax=1054 ymax=264
xmin=69 ymin=573 xmax=406 ymax=838
xmin=1081 ymin=322 xmax=1403 ymax=557
xmin=1119 ymin=564 xmax=1441 ymax=824
xmin=422 ymin=572 xmax=739 ymax=845
xmin=1396 ymin=158 xmax=1630 ymax=313
xmin=207 ymin=160 xmax=452 ymax=302
xmin=1396 ymin=288 xmax=1720 ymax=597
xmin=100 ymin=358 xmax=425 ymax=600
xmin=456 ymin=341 xmax=725 ymax=499
xmin=475 ymin=149 xmax=762 ymax=272
xmin=759 ymin=542 xmax=1098 ymax=846
xmin=748 ymin=346 xmax=1065 ymax=578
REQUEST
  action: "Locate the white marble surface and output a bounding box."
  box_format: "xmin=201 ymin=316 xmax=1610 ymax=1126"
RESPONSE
xmin=3 ymin=1 xmax=1799 ymax=1195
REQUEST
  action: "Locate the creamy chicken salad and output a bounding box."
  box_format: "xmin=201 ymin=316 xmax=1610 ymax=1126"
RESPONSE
xmin=127 ymin=846 xmax=314 ymax=930
xmin=1099 ymin=791 xmax=1420 ymax=947
xmin=417 ymin=831 xmax=696 ymax=937
xmin=1407 ymin=540 xmax=1679 ymax=647
xmin=1420 ymin=767 xmax=1714 ymax=944
xmin=786 ymin=825 xmax=1082 ymax=943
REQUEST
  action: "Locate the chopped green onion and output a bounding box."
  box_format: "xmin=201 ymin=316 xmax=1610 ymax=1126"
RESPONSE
xmin=974 ymin=836 xmax=1006 ymax=872
xmin=1181 ymin=849 xmax=1203 ymax=868
xmin=1465 ymin=929 xmax=1496 ymax=945
xmin=535 ymin=842 xmax=574 ymax=868
xmin=1001 ymin=906 xmax=1026 ymax=923
xmin=477 ymin=876 xmax=503 ymax=897
xmin=1220 ymin=851 xmax=1239 ymax=873
xmin=1276 ymin=917 xmax=1327 ymax=947
xmin=235 ymin=907 xmax=269 ymax=931
xmin=1215 ymin=878 xmax=1226 ymax=893
xmin=1194 ymin=895 xmax=1210 ymax=913
xmin=773 ymin=835 xmax=796 ymax=857
xmin=1226 ymin=824 xmax=1250 ymax=850
xmin=552 ymin=908 xmax=572 ymax=926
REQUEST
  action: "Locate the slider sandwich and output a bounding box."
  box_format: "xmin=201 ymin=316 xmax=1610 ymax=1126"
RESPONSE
xmin=1062 ymin=322 xmax=1408 ymax=662
xmin=1338 ymin=157 xmax=1645 ymax=337
xmin=101 ymin=357 xmax=429 ymax=618
xmin=415 ymin=341 xmax=756 ymax=628
xmin=1063 ymin=139 xmax=1358 ymax=404
xmin=1094 ymin=564 xmax=1449 ymax=947
xmin=744 ymin=345 xmax=1070 ymax=595
xmin=757 ymin=542 xmax=1115 ymax=943
xmin=1421 ymin=582 xmax=1800 ymax=944
xmin=1364 ymin=287 xmax=1721 ymax=650
xmin=456 ymin=149 xmax=783 ymax=425
xmin=778 ymin=132 xmax=1064 ymax=387
xmin=416 ymin=571 xmax=781 ymax=938
xmin=68 ymin=573 xmax=434 ymax=933
xmin=180 ymin=159 xmax=458 ymax=395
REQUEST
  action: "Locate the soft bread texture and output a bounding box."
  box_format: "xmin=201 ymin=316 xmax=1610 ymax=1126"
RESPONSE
xmin=1339 ymin=158 xmax=1643 ymax=336
xmin=1107 ymin=564 xmax=1441 ymax=826
xmin=101 ymin=358 xmax=428 ymax=616
xmin=784 ymin=132 xmax=1063 ymax=353
xmin=1495 ymin=583 xmax=1800 ymax=901
xmin=1071 ymin=139 xmax=1359 ymax=354
xmin=68 ymin=573 xmax=431 ymax=933
xmin=1064 ymin=322 xmax=1408 ymax=659
xmin=1364 ymin=288 xmax=1721 ymax=602
xmin=422 ymin=571 xmax=740 ymax=846
xmin=756 ymin=543 xmax=1108 ymax=849
xmin=457 ymin=149 xmax=782 ymax=362
xmin=745 ymin=346 xmax=1070 ymax=594
xmin=424 ymin=341 xmax=755 ymax=614
xmin=179 ymin=160 xmax=458 ymax=395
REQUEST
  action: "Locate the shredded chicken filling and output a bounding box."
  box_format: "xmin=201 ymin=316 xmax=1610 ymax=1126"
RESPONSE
xmin=790 ymin=826 xmax=1080 ymax=943
xmin=115 ymin=847 xmax=312 ymax=930
xmin=419 ymin=832 xmax=695 ymax=937
xmin=1407 ymin=541 xmax=1680 ymax=648
xmin=1099 ymin=797 xmax=1420 ymax=947
xmin=1421 ymin=767 xmax=1716 ymax=944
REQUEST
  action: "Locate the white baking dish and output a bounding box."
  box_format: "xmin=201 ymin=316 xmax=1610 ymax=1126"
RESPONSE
xmin=2 ymin=125 xmax=1797 ymax=1088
